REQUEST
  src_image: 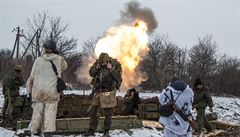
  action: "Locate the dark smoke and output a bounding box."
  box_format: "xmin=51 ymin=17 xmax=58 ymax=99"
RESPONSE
xmin=120 ymin=1 xmax=158 ymax=33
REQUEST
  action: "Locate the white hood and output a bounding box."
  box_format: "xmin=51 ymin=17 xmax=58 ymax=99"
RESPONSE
xmin=26 ymin=54 xmax=67 ymax=102
xmin=42 ymin=53 xmax=58 ymax=61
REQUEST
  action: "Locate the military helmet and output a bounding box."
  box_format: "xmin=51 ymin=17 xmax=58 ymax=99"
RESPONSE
xmin=99 ymin=53 xmax=110 ymax=64
xmin=14 ymin=65 xmax=23 ymax=71
xmin=43 ymin=39 xmax=57 ymax=51
xmin=194 ymin=78 xmax=203 ymax=86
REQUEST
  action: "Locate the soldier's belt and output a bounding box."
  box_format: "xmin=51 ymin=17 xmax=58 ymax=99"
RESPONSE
xmin=100 ymin=88 xmax=112 ymax=92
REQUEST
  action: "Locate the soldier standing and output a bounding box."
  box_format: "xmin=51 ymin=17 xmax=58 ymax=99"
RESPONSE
xmin=26 ymin=40 xmax=67 ymax=137
xmin=158 ymin=77 xmax=194 ymax=137
xmin=85 ymin=53 xmax=122 ymax=137
xmin=193 ymin=78 xmax=213 ymax=135
xmin=2 ymin=65 xmax=25 ymax=121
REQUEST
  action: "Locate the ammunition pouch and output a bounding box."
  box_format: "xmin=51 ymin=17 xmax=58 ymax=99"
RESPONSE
xmin=99 ymin=90 xmax=117 ymax=108
xmin=159 ymin=103 xmax=174 ymax=117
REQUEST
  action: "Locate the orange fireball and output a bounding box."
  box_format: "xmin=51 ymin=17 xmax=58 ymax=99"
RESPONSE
xmin=95 ymin=20 xmax=149 ymax=90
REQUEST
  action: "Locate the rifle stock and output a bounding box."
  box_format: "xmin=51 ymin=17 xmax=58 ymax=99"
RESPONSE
xmin=188 ymin=119 xmax=198 ymax=130
xmin=172 ymin=103 xmax=198 ymax=130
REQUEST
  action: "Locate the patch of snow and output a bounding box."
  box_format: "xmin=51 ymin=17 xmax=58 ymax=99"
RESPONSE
xmin=13 ymin=128 xmax=163 ymax=137
xmin=130 ymin=128 xmax=163 ymax=137
xmin=0 ymin=127 xmax=15 ymax=137
xmin=211 ymin=96 xmax=240 ymax=124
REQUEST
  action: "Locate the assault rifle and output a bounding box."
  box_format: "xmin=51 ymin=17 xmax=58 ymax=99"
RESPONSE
xmin=172 ymin=103 xmax=198 ymax=130
xmin=88 ymin=81 xmax=112 ymax=100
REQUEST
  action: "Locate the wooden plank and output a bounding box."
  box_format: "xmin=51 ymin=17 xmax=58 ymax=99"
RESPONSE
xmin=210 ymin=120 xmax=240 ymax=130
xmin=142 ymin=120 xmax=163 ymax=129
xmin=13 ymin=97 xmax=24 ymax=107
xmin=138 ymin=104 xmax=159 ymax=112
xmin=17 ymin=115 xmax=143 ymax=132
xmin=206 ymin=112 xmax=218 ymax=121
xmin=138 ymin=111 xmax=160 ymax=120
xmin=12 ymin=107 xmax=22 ymax=114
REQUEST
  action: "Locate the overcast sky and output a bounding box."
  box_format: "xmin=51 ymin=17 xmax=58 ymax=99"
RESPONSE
xmin=0 ymin=0 xmax=240 ymax=58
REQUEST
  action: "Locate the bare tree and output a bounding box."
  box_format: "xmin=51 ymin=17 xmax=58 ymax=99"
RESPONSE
xmin=175 ymin=48 xmax=188 ymax=79
xmin=141 ymin=35 xmax=164 ymax=90
xmin=141 ymin=35 xmax=187 ymax=90
xmin=82 ymin=37 xmax=98 ymax=56
xmin=158 ymin=38 xmax=181 ymax=87
xmin=0 ymin=49 xmax=12 ymax=79
xmin=188 ymin=35 xmax=217 ymax=83
xmin=49 ymin=17 xmax=77 ymax=56
xmin=22 ymin=11 xmax=77 ymax=58
xmin=23 ymin=11 xmax=48 ymax=59
xmin=63 ymin=53 xmax=83 ymax=84
xmin=211 ymin=55 xmax=240 ymax=96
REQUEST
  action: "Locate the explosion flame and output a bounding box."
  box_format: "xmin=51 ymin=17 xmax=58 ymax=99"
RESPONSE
xmin=95 ymin=20 xmax=149 ymax=89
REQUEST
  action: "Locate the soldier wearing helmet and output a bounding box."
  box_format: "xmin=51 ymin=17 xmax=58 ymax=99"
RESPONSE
xmin=2 ymin=64 xmax=25 ymax=121
xmin=85 ymin=53 xmax=122 ymax=137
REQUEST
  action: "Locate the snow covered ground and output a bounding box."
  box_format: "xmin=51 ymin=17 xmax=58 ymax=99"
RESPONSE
xmin=0 ymin=128 xmax=163 ymax=137
xmin=0 ymin=87 xmax=240 ymax=137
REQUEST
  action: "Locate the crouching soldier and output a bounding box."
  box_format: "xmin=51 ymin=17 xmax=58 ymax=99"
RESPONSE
xmin=85 ymin=53 xmax=122 ymax=137
xmin=2 ymin=65 xmax=25 ymax=121
xmin=193 ymin=78 xmax=213 ymax=134
xmin=26 ymin=39 xmax=67 ymax=137
xmin=121 ymin=88 xmax=141 ymax=115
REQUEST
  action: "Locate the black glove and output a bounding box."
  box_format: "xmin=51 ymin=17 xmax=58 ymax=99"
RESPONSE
xmin=88 ymin=92 xmax=94 ymax=100
xmin=27 ymin=93 xmax=32 ymax=102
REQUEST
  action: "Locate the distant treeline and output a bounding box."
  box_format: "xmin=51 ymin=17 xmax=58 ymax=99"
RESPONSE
xmin=1 ymin=35 xmax=240 ymax=97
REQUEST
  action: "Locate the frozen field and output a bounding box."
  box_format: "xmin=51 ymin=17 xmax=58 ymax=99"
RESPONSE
xmin=0 ymin=88 xmax=240 ymax=137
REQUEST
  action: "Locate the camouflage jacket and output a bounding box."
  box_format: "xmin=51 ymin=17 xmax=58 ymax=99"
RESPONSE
xmin=193 ymin=87 xmax=213 ymax=109
xmin=89 ymin=58 xmax=122 ymax=91
xmin=3 ymin=71 xmax=25 ymax=96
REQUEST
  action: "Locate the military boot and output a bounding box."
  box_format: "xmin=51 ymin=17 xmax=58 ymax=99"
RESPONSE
xmin=84 ymin=129 xmax=95 ymax=136
xmin=43 ymin=132 xmax=53 ymax=137
xmin=102 ymin=130 xmax=110 ymax=137
xmin=192 ymin=131 xmax=200 ymax=135
xmin=32 ymin=132 xmax=41 ymax=137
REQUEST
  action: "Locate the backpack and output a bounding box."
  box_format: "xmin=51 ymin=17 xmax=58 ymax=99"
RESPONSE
xmin=50 ymin=60 xmax=67 ymax=93
xmin=159 ymin=89 xmax=181 ymax=117
xmin=110 ymin=59 xmax=122 ymax=90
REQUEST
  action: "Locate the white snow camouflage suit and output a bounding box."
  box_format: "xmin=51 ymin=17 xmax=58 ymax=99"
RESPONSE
xmin=26 ymin=53 xmax=67 ymax=134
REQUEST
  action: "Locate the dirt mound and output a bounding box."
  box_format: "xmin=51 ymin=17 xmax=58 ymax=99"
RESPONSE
xmin=141 ymin=96 xmax=159 ymax=104
xmin=57 ymin=94 xmax=90 ymax=118
xmin=209 ymin=126 xmax=240 ymax=137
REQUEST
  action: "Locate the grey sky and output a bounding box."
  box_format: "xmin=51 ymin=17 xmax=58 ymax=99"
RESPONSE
xmin=0 ymin=0 xmax=240 ymax=57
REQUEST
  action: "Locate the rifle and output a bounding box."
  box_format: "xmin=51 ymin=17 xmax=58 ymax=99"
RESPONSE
xmin=88 ymin=81 xmax=112 ymax=100
xmin=172 ymin=103 xmax=198 ymax=130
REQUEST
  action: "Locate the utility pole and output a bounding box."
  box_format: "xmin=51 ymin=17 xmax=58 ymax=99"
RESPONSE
xmin=11 ymin=26 xmax=23 ymax=60
xmin=36 ymin=29 xmax=41 ymax=58
xmin=20 ymin=30 xmax=39 ymax=61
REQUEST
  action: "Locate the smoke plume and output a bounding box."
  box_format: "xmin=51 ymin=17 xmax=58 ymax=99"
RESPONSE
xmin=120 ymin=1 xmax=158 ymax=33
xmin=75 ymin=1 xmax=157 ymax=90
xmin=75 ymin=54 xmax=96 ymax=86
